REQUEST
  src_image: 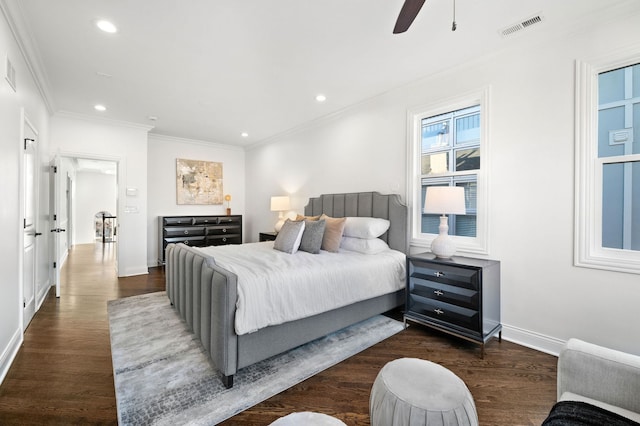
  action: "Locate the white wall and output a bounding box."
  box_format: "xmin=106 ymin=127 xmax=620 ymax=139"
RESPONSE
xmin=147 ymin=134 xmax=245 ymax=266
xmin=0 ymin=4 xmax=51 ymax=383
xmin=246 ymin=7 xmax=640 ymax=355
xmin=50 ymin=113 xmax=151 ymax=276
xmin=75 ymin=171 xmax=117 ymax=244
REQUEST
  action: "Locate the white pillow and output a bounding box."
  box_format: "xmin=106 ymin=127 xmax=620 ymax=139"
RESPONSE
xmin=340 ymin=236 xmax=389 ymax=254
xmin=343 ymin=217 xmax=390 ymax=239
xmin=273 ymin=219 xmax=305 ymax=254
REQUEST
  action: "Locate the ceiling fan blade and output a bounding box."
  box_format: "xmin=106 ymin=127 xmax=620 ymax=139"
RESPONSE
xmin=393 ymin=0 xmax=427 ymax=34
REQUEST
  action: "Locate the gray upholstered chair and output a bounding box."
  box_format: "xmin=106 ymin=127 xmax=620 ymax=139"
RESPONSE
xmin=552 ymin=338 xmax=640 ymax=423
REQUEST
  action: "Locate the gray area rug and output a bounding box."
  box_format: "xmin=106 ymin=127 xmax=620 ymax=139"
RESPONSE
xmin=108 ymin=291 xmax=404 ymax=425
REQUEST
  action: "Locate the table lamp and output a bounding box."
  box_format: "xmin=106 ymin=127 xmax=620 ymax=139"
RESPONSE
xmin=423 ymin=186 xmax=466 ymax=258
xmin=270 ymin=196 xmax=291 ymax=232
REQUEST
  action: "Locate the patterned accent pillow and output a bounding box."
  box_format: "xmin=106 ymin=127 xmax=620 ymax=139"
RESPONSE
xmin=319 ymin=214 xmax=347 ymax=253
xmin=273 ymin=219 xmax=305 ymax=254
xmin=299 ymin=219 xmax=326 ymax=254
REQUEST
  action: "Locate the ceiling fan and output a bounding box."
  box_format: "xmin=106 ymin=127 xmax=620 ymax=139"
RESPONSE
xmin=393 ymin=0 xmax=457 ymax=34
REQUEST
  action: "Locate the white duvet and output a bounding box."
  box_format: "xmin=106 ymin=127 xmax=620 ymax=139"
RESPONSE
xmin=196 ymin=242 xmax=406 ymax=335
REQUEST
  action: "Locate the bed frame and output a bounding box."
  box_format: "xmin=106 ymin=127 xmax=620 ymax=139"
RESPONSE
xmin=165 ymin=192 xmax=408 ymax=388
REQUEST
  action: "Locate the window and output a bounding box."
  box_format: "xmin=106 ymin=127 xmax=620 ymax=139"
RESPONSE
xmin=575 ymin=54 xmax=640 ymax=274
xmin=409 ymin=89 xmax=489 ymax=254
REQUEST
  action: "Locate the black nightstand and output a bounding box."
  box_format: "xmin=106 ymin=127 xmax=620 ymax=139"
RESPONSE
xmin=405 ymin=252 xmax=501 ymax=358
xmin=259 ymin=232 xmax=277 ymax=242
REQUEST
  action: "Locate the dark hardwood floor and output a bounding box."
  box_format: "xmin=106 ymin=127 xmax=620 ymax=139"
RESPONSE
xmin=0 ymin=243 xmax=557 ymax=425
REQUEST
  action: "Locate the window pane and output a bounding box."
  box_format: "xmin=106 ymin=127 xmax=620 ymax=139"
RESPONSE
xmin=635 ymin=103 xmax=640 ymax=155
xmin=599 ymin=67 xmax=625 ymax=104
xmin=598 ymin=107 xmax=625 ymax=158
xmin=602 ymin=163 xmax=624 ymax=249
xmin=457 ymin=181 xmax=477 ymax=213
xmin=455 ymin=113 xmax=480 ymax=144
xmin=421 ymin=152 xmax=450 ymax=175
xmin=602 ymin=161 xmax=640 ymax=251
xmin=456 ymin=148 xmax=480 ymax=171
xmin=422 ymin=120 xmax=450 ymax=151
xmin=634 ymin=64 xmax=640 ymax=98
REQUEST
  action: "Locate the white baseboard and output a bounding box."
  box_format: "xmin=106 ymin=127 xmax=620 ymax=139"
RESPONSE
xmin=501 ymin=323 xmax=566 ymax=357
xmin=35 ymin=279 xmax=50 ymax=310
xmin=0 ymin=328 xmax=23 ymax=386
xmin=120 ymin=266 xmax=149 ymax=277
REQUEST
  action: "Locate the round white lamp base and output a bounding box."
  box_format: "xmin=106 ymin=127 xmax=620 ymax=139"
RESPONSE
xmin=431 ymin=215 xmax=457 ymax=259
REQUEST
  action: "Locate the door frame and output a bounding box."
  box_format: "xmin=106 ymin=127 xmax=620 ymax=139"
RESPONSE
xmin=50 ymin=151 xmax=122 ymax=285
xmin=18 ymin=111 xmax=39 ymax=331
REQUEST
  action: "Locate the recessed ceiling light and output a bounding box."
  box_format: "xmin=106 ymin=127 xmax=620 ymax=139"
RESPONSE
xmin=315 ymin=94 xmax=327 ymax=102
xmin=94 ymin=104 xmax=106 ymax=112
xmin=96 ymin=20 xmax=117 ymax=33
xmin=241 ymin=132 xmax=249 ymax=138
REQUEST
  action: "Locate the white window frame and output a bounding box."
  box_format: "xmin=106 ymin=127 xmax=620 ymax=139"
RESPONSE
xmin=575 ymin=50 xmax=640 ymax=274
xmin=407 ymin=87 xmax=490 ymax=255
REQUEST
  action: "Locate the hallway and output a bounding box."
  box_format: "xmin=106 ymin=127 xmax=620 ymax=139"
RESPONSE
xmin=0 ymin=244 xmax=164 ymax=424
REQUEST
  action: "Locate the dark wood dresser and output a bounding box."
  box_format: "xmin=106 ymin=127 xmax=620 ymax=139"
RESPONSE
xmin=158 ymin=215 xmax=242 ymax=265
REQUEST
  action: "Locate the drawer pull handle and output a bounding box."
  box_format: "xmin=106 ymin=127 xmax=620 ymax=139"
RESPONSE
xmin=222 ymin=228 xmax=227 ymax=233
xmin=184 ymin=230 xmax=189 ymax=235
xmin=434 ymin=271 xmax=445 ymax=277
xmin=184 ymin=241 xmax=190 ymax=245
xmin=434 ymin=308 xmax=444 ymax=315
xmin=434 ymin=290 xmax=444 ymax=296
xmin=222 ymin=237 xmax=227 ymax=242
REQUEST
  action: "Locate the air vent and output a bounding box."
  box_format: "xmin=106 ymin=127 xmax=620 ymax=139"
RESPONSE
xmin=500 ymin=14 xmax=544 ymax=38
xmin=5 ymin=55 xmax=16 ymax=91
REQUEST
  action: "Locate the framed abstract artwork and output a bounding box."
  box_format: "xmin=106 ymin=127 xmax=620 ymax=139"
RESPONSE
xmin=176 ymin=158 xmax=223 ymax=205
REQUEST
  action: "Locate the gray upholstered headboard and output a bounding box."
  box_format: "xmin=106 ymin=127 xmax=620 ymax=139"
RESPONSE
xmin=304 ymin=192 xmax=408 ymax=254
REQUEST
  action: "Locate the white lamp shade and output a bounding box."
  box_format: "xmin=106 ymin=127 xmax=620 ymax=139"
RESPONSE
xmin=270 ymin=196 xmax=290 ymax=212
xmin=424 ymin=186 xmax=466 ymax=215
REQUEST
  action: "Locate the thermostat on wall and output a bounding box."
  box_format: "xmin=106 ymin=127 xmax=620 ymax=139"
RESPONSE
xmin=126 ymin=187 xmax=138 ymax=197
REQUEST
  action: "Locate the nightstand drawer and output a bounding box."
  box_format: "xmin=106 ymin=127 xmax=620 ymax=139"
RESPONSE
xmin=410 ymin=277 xmax=478 ymax=310
xmin=409 ymin=294 xmax=480 ymax=333
xmin=163 ymin=226 xmax=205 ymax=237
xmin=410 ymin=261 xmax=480 ymax=290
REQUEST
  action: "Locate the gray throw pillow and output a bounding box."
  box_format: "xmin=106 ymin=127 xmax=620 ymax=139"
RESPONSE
xmin=273 ymin=219 xmax=305 ymax=254
xmin=299 ymin=219 xmax=326 ymax=254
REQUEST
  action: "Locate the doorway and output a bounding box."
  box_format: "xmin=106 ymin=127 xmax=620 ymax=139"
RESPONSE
xmin=51 ymin=155 xmax=119 ymax=296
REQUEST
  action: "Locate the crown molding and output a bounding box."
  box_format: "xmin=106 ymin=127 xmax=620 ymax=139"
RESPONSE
xmin=149 ymin=132 xmax=244 ymax=152
xmin=55 ymin=110 xmax=155 ymax=132
xmin=0 ymin=0 xmax=55 ymax=113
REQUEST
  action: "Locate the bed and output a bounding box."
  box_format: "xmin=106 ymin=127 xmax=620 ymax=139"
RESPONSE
xmin=165 ymin=192 xmax=408 ymax=388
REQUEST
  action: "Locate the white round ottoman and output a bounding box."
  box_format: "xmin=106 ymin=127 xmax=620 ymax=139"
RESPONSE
xmin=269 ymin=411 xmax=346 ymax=425
xmin=370 ymin=358 xmax=478 ymax=426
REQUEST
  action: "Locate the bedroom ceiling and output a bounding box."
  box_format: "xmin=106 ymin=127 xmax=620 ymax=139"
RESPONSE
xmin=4 ymin=0 xmax=635 ymax=147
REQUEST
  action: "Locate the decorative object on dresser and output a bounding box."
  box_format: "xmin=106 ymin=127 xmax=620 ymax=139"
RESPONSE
xmin=259 ymin=231 xmax=278 ymax=242
xmin=423 ymin=186 xmax=466 ymax=258
xmin=157 ymin=215 xmax=242 ymax=265
xmin=405 ymin=253 xmax=501 ymax=358
xmin=270 ymin=195 xmax=291 ymax=232
xmin=224 ymin=194 xmax=232 ymax=215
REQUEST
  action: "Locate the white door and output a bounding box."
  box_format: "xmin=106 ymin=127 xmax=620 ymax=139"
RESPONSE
xmin=50 ymin=155 xmax=64 ymax=298
xmin=23 ymin=127 xmax=38 ymax=328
